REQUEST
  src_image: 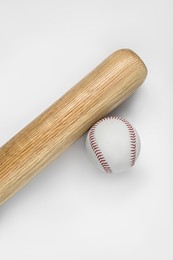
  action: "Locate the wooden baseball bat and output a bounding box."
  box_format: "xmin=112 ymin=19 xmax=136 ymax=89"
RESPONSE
xmin=0 ymin=49 xmax=147 ymax=205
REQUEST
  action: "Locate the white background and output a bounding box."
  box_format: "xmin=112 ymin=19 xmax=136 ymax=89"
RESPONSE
xmin=0 ymin=0 xmax=173 ymax=259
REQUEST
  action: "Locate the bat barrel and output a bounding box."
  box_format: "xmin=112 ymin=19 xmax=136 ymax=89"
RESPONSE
xmin=0 ymin=49 xmax=147 ymax=205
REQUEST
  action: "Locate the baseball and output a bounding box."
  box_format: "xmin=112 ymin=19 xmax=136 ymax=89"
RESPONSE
xmin=86 ymin=117 xmax=141 ymax=174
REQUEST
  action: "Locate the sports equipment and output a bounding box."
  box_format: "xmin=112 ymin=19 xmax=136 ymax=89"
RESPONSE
xmin=86 ymin=117 xmax=141 ymax=174
xmin=0 ymin=49 xmax=147 ymax=205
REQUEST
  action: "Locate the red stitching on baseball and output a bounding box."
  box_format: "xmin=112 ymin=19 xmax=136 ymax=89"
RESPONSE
xmin=114 ymin=117 xmax=137 ymax=166
xmin=89 ymin=117 xmax=137 ymax=172
xmin=89 ymin=121 xmax=112 ymax=174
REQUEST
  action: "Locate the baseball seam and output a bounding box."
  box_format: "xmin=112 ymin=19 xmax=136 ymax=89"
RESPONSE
xmin=89 ymin=117 xmax=137 ymax=173
xmin=89 ymin=119 xmax=112 ymax=174
xmin=115 ymin=117 xmax=136 ymax=166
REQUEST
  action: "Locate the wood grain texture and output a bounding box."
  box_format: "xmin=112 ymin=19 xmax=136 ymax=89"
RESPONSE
xmin=0 ymin=49 xmax=147 ymax=205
